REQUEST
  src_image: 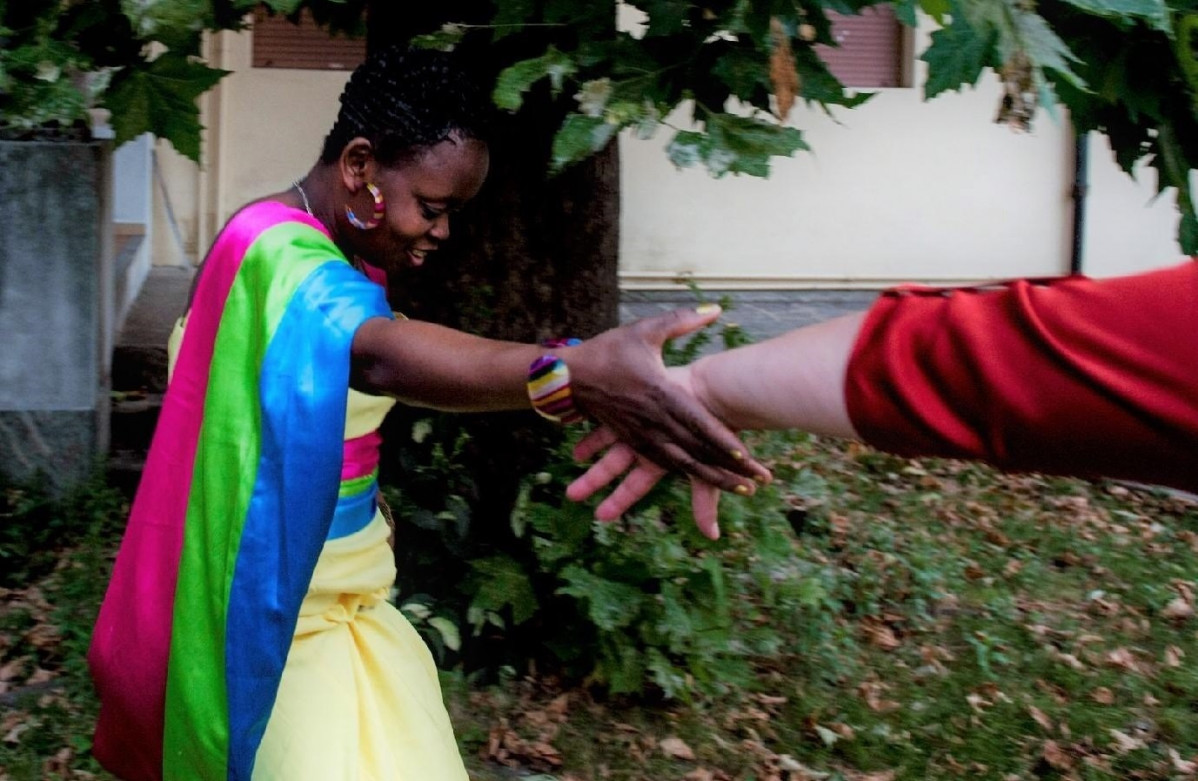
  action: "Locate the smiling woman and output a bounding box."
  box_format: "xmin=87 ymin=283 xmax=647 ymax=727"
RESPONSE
xmin=85 ymin=44 xmax=770 ymax=781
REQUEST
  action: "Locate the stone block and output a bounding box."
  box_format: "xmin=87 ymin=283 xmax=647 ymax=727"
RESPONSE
xmin=0 ymin=140 xmax=113 ymax=489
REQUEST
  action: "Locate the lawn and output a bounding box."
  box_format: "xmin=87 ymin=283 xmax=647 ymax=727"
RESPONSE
xmin=3 ymin=433 xmax=1197 ymax=781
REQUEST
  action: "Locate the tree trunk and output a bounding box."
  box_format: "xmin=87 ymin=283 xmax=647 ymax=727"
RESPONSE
xmin=366 ymin=2 xmax=620 ymax=669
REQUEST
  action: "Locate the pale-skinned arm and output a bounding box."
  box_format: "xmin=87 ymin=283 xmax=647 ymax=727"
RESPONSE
xmin=566 ymin=311 xmax=868 ymax=532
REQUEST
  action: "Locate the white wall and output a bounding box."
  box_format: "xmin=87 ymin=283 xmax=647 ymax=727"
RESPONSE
xmin=618 ymin=21 xmax=1186 ymax=288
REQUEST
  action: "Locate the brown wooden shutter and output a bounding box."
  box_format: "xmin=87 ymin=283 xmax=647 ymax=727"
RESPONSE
xmin=251 ymin=7 xmax=366 ymax=70
xmin=817 ymin=7 xmax=905 ymax=88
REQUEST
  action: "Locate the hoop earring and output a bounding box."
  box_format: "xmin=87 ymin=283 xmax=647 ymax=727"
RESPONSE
xmin=346 ymin=182 xmax=385 ymax=230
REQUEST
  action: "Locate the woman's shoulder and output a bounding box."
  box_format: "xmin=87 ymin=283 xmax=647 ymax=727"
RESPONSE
xmin=220 ymin=199 xmax=325 ymax=241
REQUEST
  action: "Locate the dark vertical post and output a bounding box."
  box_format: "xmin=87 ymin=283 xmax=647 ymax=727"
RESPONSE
xmin=1070 ymin=130 xmax=1090 ymax=275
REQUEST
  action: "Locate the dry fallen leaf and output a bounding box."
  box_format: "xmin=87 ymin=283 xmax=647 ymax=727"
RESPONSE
xmin=862 ymin=618 xmax=901 ymax=651
xmin=1162 ymin=597 xmax=1194 ymax=621
xmin=1028 ymin=705 xmax=1053 ymax=732
xmin=1170 ymin=747 xmax=1198 ymax=775
xmin=1042 ymin=739 xmax=1074 ymax=770
xmin=660 ymin=736 xmax=696 ymax=761
xmin=1108 ymin=728 xmax=1147 ymax=754
xmin=1091 ymin=687 xmax=1115 ymax=705
xmin=1105 ymin=647 xmax=1140 ymax=672
xmin=858 ymin=680 xmax=902 ymax=713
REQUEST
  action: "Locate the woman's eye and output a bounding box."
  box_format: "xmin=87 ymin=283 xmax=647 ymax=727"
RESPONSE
xmin=420 ymin=202 xmax=446 ymax=220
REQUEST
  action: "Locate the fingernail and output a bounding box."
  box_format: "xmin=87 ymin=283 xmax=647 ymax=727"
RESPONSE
xmin=695 ymin=303 xmax=721 ymax=315
xmin=754 ymin=473 xmax=768 ymax=483
xmin=734 ymin=484 xmax=751 ymax=496
xmin=729 ymin=449 xmax=744 ymax=461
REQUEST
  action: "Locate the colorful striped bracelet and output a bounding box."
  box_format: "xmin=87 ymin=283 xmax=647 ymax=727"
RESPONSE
xmin=528 ymin=338 xmax=584 ymax=424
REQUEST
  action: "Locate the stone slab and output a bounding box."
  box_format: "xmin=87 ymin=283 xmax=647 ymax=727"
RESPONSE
xmin=0 ymin=140 xmax=113 ymax=488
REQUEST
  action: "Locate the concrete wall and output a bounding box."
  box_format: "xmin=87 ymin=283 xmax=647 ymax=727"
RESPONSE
xmin=161 ymin=21 xmax=1186 ymax=288
xmin=112 ymin=134 xmax=153 ymax=320
xmin=0 ymin=141 xmax=113 ymax=488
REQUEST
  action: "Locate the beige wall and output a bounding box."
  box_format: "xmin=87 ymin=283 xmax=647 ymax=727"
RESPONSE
xmin=157 ymin=22 xmax=1187 ymax=288
xmin=619 ymin=22 xmax=1186 ymax=288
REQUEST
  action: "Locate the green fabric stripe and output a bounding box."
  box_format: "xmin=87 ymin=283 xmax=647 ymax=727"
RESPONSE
xmin=162 ymin=220 xmax=348 ymax=779
xmin=339 ymin=470 xmax=379 ymax=498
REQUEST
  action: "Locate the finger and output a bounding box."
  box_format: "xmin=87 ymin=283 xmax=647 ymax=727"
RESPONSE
xmin=689 ymin=479 xmax=722 ymax=540
xmin=631 ymin=438 xmax=764 ymax=496
xmin=566 ymin=443 xmax=638 ymax=502
xmin=635 ymin=304 xmax=722 ymax=347
xmin=572 ymin=425 xmax=620 ymax=463
xmin=594 ymin=462 xmax=669 ymax=522
xmin=604 ymin=410 xmax=771 ymax=486
xmin=632 ymin=388 xmax=773 ymax=483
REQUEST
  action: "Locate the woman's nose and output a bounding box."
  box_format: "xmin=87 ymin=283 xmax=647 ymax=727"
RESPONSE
xmin=429 ymin=213 xmax=450 ymax=240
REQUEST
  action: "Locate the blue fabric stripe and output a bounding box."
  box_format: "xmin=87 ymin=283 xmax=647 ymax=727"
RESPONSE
xmin=223 ymin=261 xmax=389 ymax=780
xmin=327 ymin=480 xmax=379 ymax=540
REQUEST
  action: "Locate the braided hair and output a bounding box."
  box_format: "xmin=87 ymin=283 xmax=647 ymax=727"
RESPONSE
xmin=321 ymin=45 xmax=491 ymax=166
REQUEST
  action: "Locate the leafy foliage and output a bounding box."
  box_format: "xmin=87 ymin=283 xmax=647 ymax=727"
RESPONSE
xmin=301 ymin=0 xmax=1198 ymax=247
xmin=378 ymin=310 xmax=848 ymax=699
xmin=8 ymin=0 xmax=1198 ymax=242
xmin=0 ymin=0 xmax=307 ymax=159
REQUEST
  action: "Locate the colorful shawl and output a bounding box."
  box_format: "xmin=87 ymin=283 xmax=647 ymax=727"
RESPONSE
xmin=88 ymin=201 xmax=391 ymax=781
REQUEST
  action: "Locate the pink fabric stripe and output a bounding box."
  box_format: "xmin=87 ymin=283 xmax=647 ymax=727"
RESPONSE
xmin=341 ymin=430 xmax=383 ymax=481
xmin=89 ymin=203 xmax=327 ymax=779
xmin=360 ymin=260 xmax=388 ymax=288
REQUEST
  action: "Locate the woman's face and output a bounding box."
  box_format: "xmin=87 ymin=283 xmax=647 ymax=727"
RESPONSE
xmin=356 ymin=134 xmax=489 ymax=270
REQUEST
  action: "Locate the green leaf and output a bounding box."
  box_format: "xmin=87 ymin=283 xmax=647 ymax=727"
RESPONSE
xmin=1057 ymin=0 xmax=1170 ymax=32
xmin=1179 ymin=203 xmax=1198 ymax=254
xmin=602 ymin=640 xmax=646 ymax=694
xmin=1178 ymin=14 xmax=1198 ymax=95
xmin=259 ymin=0 xmax=305 ymax=14
xmin=893 ymin=0 xmax=923 ymax=27
xmin=119 ymin=0 xmax=207 ymax=51
xmin=491 ymin=0 xmax=537 ymax=41
xmin=712 ymin=46 xmax=770 ymax=101
xmin=921 ymin=20 xmax=996 ymax=100
xmin=635 ymin=0 xmax=695 ymax=37
xmin=668 ymin=113 xmax=808 ymax=178
xmin=428 ymin=616 xmax=462 ymax=652
xmin=920 ymin=0 xmax=954 ymax=22
xmin=104 ymin=52 xmax=228 ymax=160
xmin=492 ymin=46 xmax=578 ymax=112
xmin=468 ymin=555 xmax=539 ymax=626
xmin=557 ymin=564 xmax=646 ymax=631
xmin=794 ymin=47 xmax=874 ymax=110
xmin=411 ymin=23 xmax=467 ymax=52
xmin=1008 ymin=11 xmax=1084 ymax=89
xmin=550 ymin=113 xmax=617 ymax=173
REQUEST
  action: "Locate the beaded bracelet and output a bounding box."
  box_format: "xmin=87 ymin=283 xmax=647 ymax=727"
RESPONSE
xmin=527 ymin=338 xmax=584 ymax=424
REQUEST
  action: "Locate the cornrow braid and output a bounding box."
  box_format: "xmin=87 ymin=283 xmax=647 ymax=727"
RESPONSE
xmin=321 ymin=45 xmax=491 ymax=166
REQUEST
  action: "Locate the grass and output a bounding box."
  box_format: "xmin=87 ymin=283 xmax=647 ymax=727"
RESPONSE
xmin=3 ymin=435 xmax=1197 ymax=780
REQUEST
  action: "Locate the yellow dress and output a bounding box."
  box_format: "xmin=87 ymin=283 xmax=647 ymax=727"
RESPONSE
xmin=168 ymin=319 xmax=468 ymax=781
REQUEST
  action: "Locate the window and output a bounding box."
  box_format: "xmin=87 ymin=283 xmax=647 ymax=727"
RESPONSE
xmin=818 ymin=7 xmax=907 ymax=88
xmin=251 ymin=7 xmax=366 ymax=70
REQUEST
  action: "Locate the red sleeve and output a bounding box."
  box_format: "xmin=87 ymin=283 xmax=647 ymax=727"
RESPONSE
xmin=844 ymin=260 xmax=1198 ymax=494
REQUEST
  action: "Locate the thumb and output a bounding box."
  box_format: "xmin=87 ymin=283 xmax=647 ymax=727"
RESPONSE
xmin=639 ymin=304 xmax=723 ymax=345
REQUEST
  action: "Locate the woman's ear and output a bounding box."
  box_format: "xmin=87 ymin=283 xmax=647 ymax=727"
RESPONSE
xmin=339 ymin=137 xmax=375 ymax=193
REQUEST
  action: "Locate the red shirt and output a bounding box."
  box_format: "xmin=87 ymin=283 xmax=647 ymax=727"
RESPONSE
xmin=845 ymin=260 xmax=1198 ymax=494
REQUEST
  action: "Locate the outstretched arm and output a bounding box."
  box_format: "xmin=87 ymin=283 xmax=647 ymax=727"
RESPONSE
xmin=566 ymin=312 xmax=867 ymax=534
xmin=350 ymin=305 xmax=772 ymax=497
xmin=571 ymin=261 xmax=1198 ymax=529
